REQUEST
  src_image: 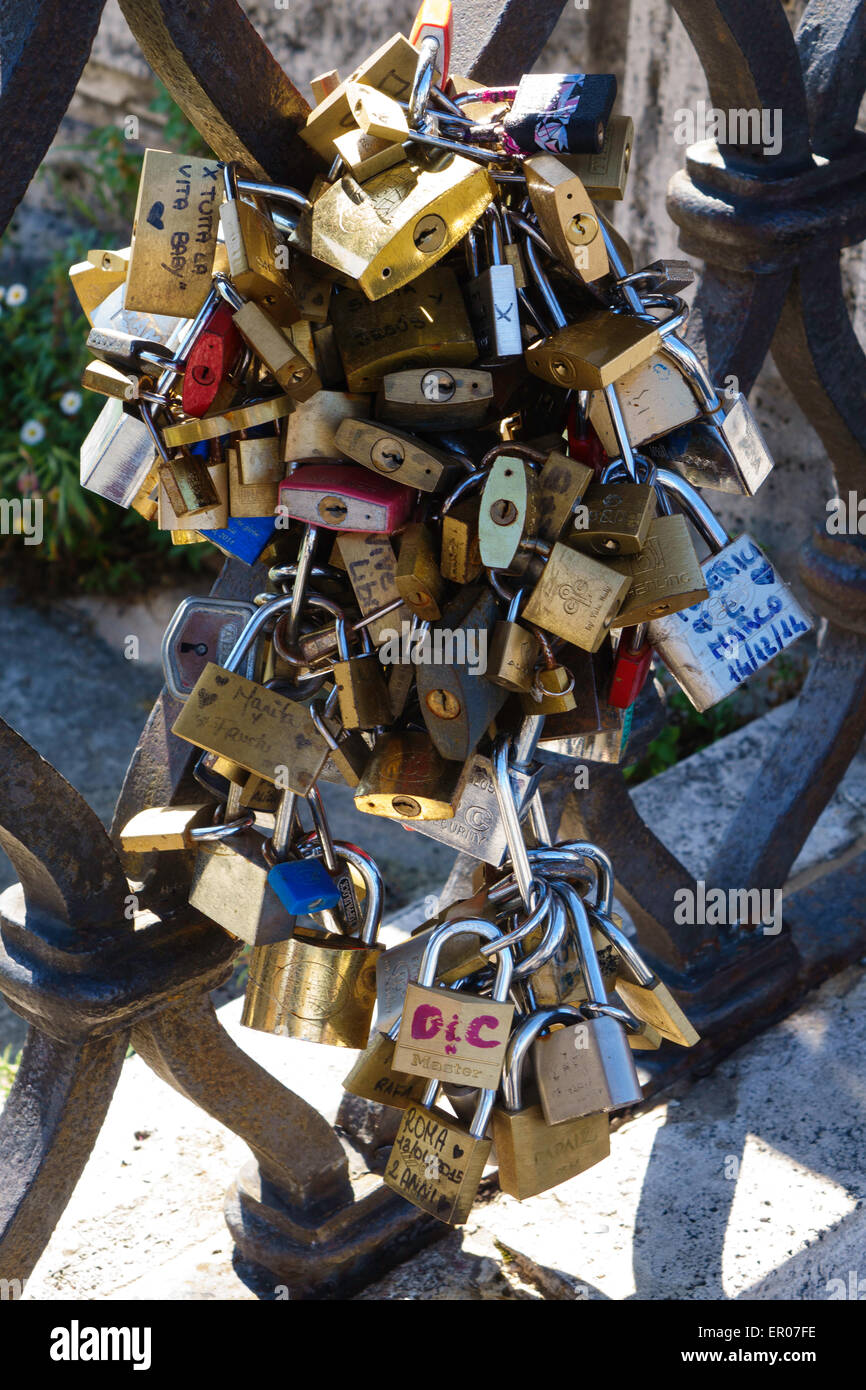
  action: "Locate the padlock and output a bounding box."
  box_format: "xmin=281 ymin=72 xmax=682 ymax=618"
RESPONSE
xmin=227 ymin=435 xmax=283 ymax=517
xmin=521 ymin=538 xmax=630 ymax=653
xmin=80 ymin=396 xmax=158 ymax=508
xmin=283 ymin=390 xmax=371 ymax=462
xmin=119 ymin=803 xmax=215 ymax=852
xmin=501 ymin=73 xmax=617 ymax=155
xmin=487 ymin=578 xmax=540 ymax=693
xmin=560 ymin=114 xmax=634 ymax=201
xmin=241 ymin=844 xmax=384 ymax=1048
xmin=333 ymin=530 xmax=410 ymax=642
xmin=303 ymin=154 xmax=496 ymax=299
xmin=161 ymin=391 xmax=295 ymax=447
xmin=309 ymin=695 xmax=370 ymax=788
xmin=587 ymin=353 xmax=702 ymax=456
xmin=493 ymin=1006 xmax=610 ymax=1200
xmin=376 ymin=366 xmax=495 ymax=430
xmin=465 ymin=207 xmax=522 ymax=359
xmin=329 ymin=268 xmax=476 ymax=392
xmin=354 ymin=730 xmax=464 ymax=820
xmin=383 ymin=1076 xmax=493 ymax=1225
xmin=520 ymin=631 xmax=577 ymax=714
xmin=181 ymin=301 xmax=243 ymax=418
xmin=300 ymin=32 xmax=423 ymax=162
xmin=524 ymin=156 xmax=608 ymax=282
xmin=219 ymin=163 xmax=300 ymax=327
xmin=69 ymin=246 xmax=130 ymax=323
xmin=214 ymin=273 xmax=320 ymax=401
xmin=607 ymin=625 xmax=653 ymax=708
xmin=394 ymin=522 xmax=444 ymax=621
xmin=375 ymin=908 xmax=491 ymax=1037
xmin=440 ymin=472 xmax=485 ymax=583
xmin=347 ymin=80 xmax=410 ymax=142
xmin=278 ymin=462 xmax=415 ymax=533
xmin=156 ymin=444 xmax=226 ymax=529
xmin=532 ymin=880 xmax=643 ymax=1124
xmin=523 ymin=239 xmax=659 ymax=390
xmin=391 ymin=919 xmax=515 ymax=1090
xmin=416 ymin=585 xmax=508 ymax=760
xmin=534 ymin=448 xmax=594 ymax=544
xmin=161 ymin=595 xmax=257 ymax=701
xmin=333 ymin=616 xmax=393 ymax=730
xmin=172 ymin=596 xmax=332 ymax=791
xmin=645 ymin=469 xmax=812 ymax=710
xmin=478 ymin=450 xmax=539 ymax=571
xmin=333 ymin=126 xmax=406 ymax=181
xmin=571 ymin=480 xmax=657 ymax=557
xmin=401 ymin=750 xmax=542 ymax=866
xmin=590 ymin=908 xmax=699 ymax=1047
xmin=188 ymin=790 xmax=297 ymax=947
xmin=125 ymin=149 xmax=221 ymax=318
xmin=606 ymin=515 xmax=708 ymax=628
xmin=342 ymin=1018 xmax=431 ymax=1108
xmin=334 ymin=416 xmax=454 ymax=492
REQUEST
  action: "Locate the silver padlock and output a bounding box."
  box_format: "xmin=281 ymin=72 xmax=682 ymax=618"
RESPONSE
xmin=400 ymin=751 xmax=542 ymax=866
xmin=465 ymin=206 xmax=522 ymax=360
xmin=646 ymin=469 xmax=812 ymax=712
xmin=532 ymin=880 xmax=643 ymax=1124
xmin=161 ymin=596 xmax=257 ymax=701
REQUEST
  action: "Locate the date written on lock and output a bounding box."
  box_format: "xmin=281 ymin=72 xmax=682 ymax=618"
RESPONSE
xmin=392 ymin=985 xmax=514 ymax=1090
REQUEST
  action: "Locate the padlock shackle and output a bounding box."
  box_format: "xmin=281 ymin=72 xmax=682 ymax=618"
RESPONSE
xmin=213 ymin=271 xmax=245 ymax=313
xmin=492 ymin=735 xmax=535 ymax=910
xmin=235 ymin=175 xmax=311 ymax=214
xmin=555 ymin=878 xmax=609 ymax=1007
xmin=297 ymin=834 xmax=384 ymax=945
xmin=589 ymin=907 xmax=655 ymax=988
xmin=501 ymin=1003 xmax=585 ymax=1111
xmin=408 ymin=35 xmax=437 ymax=130
xmin=654 ymin=467 xmax=729 ymax=551
xmin=417 ymin=917 xmax=513 ymax=998
xmin=222 ymin=592 xmax=299 ymax=672
xmin=523 ymin=236 xmax=567 ymax=331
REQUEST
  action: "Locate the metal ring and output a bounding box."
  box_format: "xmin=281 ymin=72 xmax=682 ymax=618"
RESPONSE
xmin=188 ymin=805 xmax=256 ymax=841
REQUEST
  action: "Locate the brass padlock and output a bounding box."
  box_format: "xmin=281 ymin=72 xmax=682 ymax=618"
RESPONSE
xmin=522 ymin=540 xmax=630 ymax=652
xmin=535 ymin=449 xmax=594 ymax=544
xmin=608 ymin=514 xmax=708 ymax=627
xmin=333 ymin=617 xmax=393 ymax=731
xmin=440 ymin=473 xmax=485 ymax=582
xmin=334 ymin=417 xmax=454 ymax=492
xmin=524 ymin=155 xmax=609 ymax=282
xmin=70 ymin=246 xmax=130 ymax=323
xmin=125 ymin=150 xmax=221 ymax=318
xmin=219 ymin=164 xmax=300 ymax=326
xmin=304 ymin=154 xmax=496 ymax=299
xmin=416 ymin=585 xmax=508 ymax=760
xmin=342 ymin=1021 xmax=431 ymax=1108
xmin=354 ymin=731 xmax=464 ymax=820
xmin=587 ymin=352 xmax=701 ymax=454
xmin=526 ymin=311 xmax=661 ymax=391
xmin=395 ymin=522 xmax=444 ymax=620
xmin=487 ymin=578 xmax=540 ymax=693
xmin=334 ymin=531 xmax=409 ymax=643
xmin=376 ymin=367 xmax=495 ymax=430
xmin=242 ymin=846 xmax=384 ymax=1048
xmin=329 ymin=267 xmax=476 ymax=392
xmin=214 ymin=273 xmax=320 ymax=401
xmin=560 ymin=115 xmax=634 ymax=201
xmin=300 ymin=32 xmax=422 ymax=161
xmin=571 ymin=481 xmax=657 ymax=557
xmin=282 ymin=389 xmax=370 ymax=462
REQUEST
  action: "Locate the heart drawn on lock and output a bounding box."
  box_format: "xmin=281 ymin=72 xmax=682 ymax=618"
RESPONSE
xmin=214 ymin=673 xmax=230 ymax=686
xmin=452 ymin=1143 xmax=464 ymax=1159
xmin=197 ymin=689 xmax=217 ymax=707
xmin=146 ymin=200 xmax=165 ymax=230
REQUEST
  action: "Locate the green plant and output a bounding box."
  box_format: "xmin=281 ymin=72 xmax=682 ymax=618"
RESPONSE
xmin=0 ymin=1045 xmax=21 ymax=1100
xmin=624 ymin=687 xmax=742 ymax=784
xmin=0 ymin=84 xmax=220 ymax=593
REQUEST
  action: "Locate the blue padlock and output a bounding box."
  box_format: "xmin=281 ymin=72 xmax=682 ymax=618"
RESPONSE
xmin=267 ymin=858 xmax=341 ymax=914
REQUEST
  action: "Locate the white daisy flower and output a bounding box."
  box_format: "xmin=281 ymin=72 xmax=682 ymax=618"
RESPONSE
xmin=5 ymin=284 xmax=27 ymax=307
xmin=20 ymin=420 xmax=46 ymax=445
xmin=59 ymin=390 xmax=82 ymax=416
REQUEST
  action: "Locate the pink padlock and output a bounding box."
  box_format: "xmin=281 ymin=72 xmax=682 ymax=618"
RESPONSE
xmin=278 ymin=464 xmax=414 ymax=533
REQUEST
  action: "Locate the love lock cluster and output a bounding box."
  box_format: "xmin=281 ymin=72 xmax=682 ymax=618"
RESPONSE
xmin=74 ymin=1 xmax=811 ymax=1224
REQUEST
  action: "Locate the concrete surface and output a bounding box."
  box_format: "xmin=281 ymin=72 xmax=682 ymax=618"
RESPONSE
xmin=14 ymin=959 xmax=866 ymax=1301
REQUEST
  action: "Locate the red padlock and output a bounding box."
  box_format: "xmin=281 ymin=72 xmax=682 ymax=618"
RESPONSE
xmin=278 ymin=464 xmax=415 ymax=534
xmin=567 ymin=399 xmax=608 ymax=476
xmin=181 ymin=303 xmax=242 ymax=417
xmin=608 ymin=625 xmax=653 ymax=709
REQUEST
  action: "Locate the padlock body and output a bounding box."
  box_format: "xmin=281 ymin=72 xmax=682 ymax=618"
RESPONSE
xmin=384 ymin=1103 xmax=492 ymax=1225
xmin=647 ymin=533 xmax=812 ymax=711
xmin=534 ymin=1015 xmax=643 ymax=1124
xmin=189 ymin=836 xmax=296 ymax=946
xmin=342 ymin=1033 xmax=430 ymax=1108
xmin=242 ymin=930 xmax=382 ymax=1047
xmin=393 ymin=981 xmax=514 ymax=1090
xmin=267 ymin=859 xmax=341 ymax=914
xmin=493 ymin=1105 xmax=609 ymax=1200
